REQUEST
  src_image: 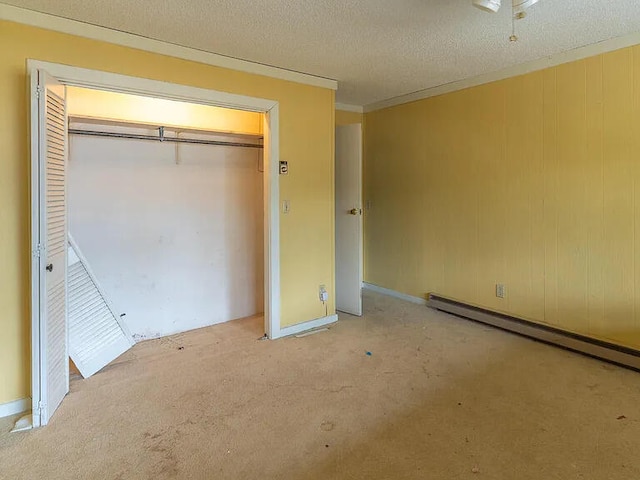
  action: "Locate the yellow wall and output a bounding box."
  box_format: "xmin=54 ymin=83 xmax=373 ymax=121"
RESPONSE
xmin=365 ymin=45 xmax=640 ymax=350
xmin=0 ymin=20 xmax=335 ymax=405
xmin=67 ymin=87 xmax=263 ymax=135
xmin=336 ymin=109 xmax=363 ymax=126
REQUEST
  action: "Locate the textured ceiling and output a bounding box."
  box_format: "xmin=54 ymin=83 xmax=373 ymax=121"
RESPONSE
xmin=4 ymin=0 xmax=640 ymax=105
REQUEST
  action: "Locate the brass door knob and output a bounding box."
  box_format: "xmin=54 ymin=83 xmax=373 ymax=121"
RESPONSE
xmin=349 ymin=208 xmax=361 ymax=215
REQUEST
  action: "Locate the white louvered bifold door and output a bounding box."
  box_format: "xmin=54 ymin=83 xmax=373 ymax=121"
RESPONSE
xmin=67 ymin=236 xmax=134 ymax=378
xmin=36 ymin=71 xmax=69 ymax=426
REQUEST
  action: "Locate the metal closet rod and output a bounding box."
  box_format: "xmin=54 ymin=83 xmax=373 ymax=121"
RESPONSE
xmin=68 ymin=128 xmax=264 ymax=149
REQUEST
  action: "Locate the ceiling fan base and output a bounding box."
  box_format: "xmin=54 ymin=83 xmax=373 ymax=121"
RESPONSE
xmin=472 ymin=0 xmax=540 ymax=14
xmin=472 ymin=0 xmax=501 ymax=13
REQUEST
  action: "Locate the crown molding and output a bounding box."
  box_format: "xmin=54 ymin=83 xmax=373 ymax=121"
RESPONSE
xmin=365 ymin=30 xmax=640 ymax=113
xmin=335 ymin=102 xmax=364 ymax=113
xmin=0 ymin=4 xmax=338 ymax=91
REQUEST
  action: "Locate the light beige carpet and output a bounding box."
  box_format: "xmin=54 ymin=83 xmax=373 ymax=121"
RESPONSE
xmin=1 ymin=291 xmax=639 ymax=479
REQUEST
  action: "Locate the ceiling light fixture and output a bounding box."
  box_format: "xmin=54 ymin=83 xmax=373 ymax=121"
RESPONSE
xmin=472 ymin=0 xmax=540 ymax=13
xmin=472 ymin=0 xmax=540 ymax=42
xmin=512 ymin=0 xmax=540 ymax=13
xmin=472 ymin=0 xmax=501 ymax=13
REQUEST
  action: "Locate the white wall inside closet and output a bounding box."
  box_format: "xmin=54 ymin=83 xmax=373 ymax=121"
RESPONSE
xmin=68 ymin=126 xmax=264 ymax=340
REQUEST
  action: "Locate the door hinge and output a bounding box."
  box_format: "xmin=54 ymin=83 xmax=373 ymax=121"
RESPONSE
xmin=32 ymin=243 xmax=45 ymax=258
xmin=37 ymin=401 xmax=46 ymax=415
xmin=35 ymin=85 xmax=43 ymax=99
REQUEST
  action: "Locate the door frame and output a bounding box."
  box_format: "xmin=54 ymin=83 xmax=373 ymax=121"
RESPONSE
xmin=29 ymin=60 xmax=282 ymax=425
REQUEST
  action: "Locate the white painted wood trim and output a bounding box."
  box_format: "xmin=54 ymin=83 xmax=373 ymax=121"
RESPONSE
xmin=362 ymin=282 xmax=428 ymax=305
xmin=264 ymin=105 xmax=281 ymax=340
xmin=29 ymin=64 xmax=42 ymax=428
xmin=29 ymin=62 xmax=282 ymax=427
xmin=0 ymin=398 xmax=30 ymax=419
xmin=29 ymin=60 xmax=281 ymax=339
xmin=27 ymin=60 xmax=278 ymax=112
xmin=364 ymin=30 xmax=640 ymax=113
xmin=274 ymin=314 xmax=339 ymax=339
xmin=335 ymin=103 xmax=364 ymax=113
xmin=1 ymin=4 xmax=337 ymax=91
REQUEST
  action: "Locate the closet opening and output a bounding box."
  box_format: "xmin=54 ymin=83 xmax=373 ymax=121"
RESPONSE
xmin=29 ymin=61 xmax=281 ymax=427
xmin=64 ymin=86 xmax=266 ymax=377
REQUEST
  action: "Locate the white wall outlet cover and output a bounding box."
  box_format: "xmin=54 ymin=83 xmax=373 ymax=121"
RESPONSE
xmin=319 ymin=284 xmax=328 ymax=302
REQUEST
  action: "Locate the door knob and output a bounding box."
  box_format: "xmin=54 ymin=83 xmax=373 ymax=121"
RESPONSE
xmin=46 ymin=263 xmax=53 ymax=272
xmin=349 ymin=208 xmax=362 ymax=215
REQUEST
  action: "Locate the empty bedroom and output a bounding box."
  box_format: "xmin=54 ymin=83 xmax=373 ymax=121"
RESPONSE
xmin=1 ymin=1 xmax=640 ymax=479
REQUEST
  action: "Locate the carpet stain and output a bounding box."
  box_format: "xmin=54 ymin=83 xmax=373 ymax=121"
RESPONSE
xmin=143 ymin=427 xmax=181 ymax=478
xmin=321 ymin=421 xmax=335 ymax=432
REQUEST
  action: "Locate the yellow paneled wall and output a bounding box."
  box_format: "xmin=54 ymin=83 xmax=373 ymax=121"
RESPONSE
xmin=0 ymin=20 xmax=335 ymax=405
xmin=365 ymin=45 xmax=640 ymax=350
xmin=336 ymin=109 xmax=363 ymax=126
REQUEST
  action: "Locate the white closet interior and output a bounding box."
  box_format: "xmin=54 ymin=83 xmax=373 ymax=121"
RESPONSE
xmin=66 ymin=88 xmax=265 ymax=347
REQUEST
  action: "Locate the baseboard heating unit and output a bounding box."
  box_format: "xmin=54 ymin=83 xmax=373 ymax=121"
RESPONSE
xmin=428 ymin=294 xmax=640 ymax=372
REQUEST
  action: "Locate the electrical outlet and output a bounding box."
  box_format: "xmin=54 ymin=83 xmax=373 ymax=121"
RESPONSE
xmin=319 ymin=285 xmax=328 ymax=302
xmin=496 ymin=284 xmax=506 ymax=299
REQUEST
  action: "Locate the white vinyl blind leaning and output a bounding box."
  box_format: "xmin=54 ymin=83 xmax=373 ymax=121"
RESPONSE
xmin=67 ymin=235 xmax=134 ymax=378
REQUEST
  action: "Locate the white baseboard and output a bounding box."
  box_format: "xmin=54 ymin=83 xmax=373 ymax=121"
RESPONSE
xmin=275 ymin=314 xmax=339 ymax=339
xmin=0 ymin=398 xmax=30 ymax=419
xmin=362 ymin=282 xmax=428 ymax=305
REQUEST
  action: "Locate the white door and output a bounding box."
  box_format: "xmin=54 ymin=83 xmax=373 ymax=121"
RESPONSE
xmin=32 ymin=70 xmax=69 ymax=426
xmin=335 ymin=124 xmax=363 ymax=316
xmin=67 ymin=235 xmax=134 ymax=378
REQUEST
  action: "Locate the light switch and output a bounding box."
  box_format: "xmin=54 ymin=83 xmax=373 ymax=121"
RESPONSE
xmin=282 ymin=200 xmax=290 ymax=214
